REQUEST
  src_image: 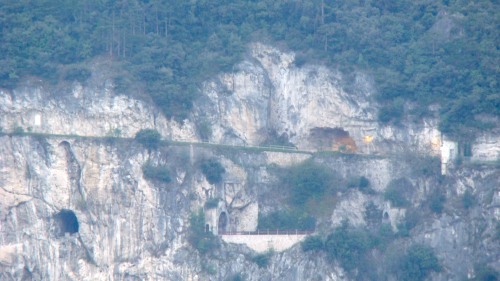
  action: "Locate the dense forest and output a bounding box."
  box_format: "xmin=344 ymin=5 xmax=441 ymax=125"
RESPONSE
xmin=1 ymin=0 xmax=498 ymax=138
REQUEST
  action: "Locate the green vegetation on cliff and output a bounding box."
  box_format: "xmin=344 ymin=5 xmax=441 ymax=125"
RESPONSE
xmin=1 ymin=0 xmax=498 ymax=134
xmin=301 ymin=221 xmax=440 ymax=280
xmin=200 ymin=158 xmax=225 ymax=185
xmin=189 ymin=209 xmax=218 ymax=255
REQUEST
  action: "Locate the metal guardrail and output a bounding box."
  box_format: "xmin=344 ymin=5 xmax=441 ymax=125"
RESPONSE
xmin=3 ymin=131 xmax=370 ymax=156
xmin=173 ymin=139 xmax=304 ymax=152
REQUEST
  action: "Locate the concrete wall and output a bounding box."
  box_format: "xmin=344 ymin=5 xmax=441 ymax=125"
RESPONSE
xmin=221 ymin=234 xmax=307 ymax=253
xmin=441 ymin=138 xmax=457 ymax=175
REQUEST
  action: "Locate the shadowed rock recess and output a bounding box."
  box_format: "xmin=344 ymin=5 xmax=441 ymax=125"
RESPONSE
xmin=0 ymin=44 xmax=499 ymax=281
xmin=54 ymin=209 xmax=79 ymax=236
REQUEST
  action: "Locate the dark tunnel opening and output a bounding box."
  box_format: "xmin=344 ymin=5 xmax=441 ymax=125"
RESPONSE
xmin=54 ymin=209 xmax=79 ymax=236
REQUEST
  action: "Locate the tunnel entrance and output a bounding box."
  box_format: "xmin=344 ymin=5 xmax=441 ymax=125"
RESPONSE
xmin=54 ymin=209 xmax=79 ymax=236
xmin=309 ymin=127 xmax=357 ymax=152
xmin=218 ymin=212 xmax=228 ymax=233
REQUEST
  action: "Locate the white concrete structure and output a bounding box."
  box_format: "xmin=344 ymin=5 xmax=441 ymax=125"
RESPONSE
xmin=221 ymin=234 xmax=307 ymax=253
xmin=441 ymin=137 xmax=458 ymax=175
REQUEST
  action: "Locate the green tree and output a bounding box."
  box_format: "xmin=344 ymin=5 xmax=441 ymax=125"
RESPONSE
xmin=384 ymin=178 xmax=414 ymax=208
xmin=285 ymin=160 xmax=333 ymax=206
xmin=301 ymin=235 xmax=324 ymax=252
xmin=142 ymin=162 xmax=171 ymax=183
xmin=394 ymin=244 xmax=440 ymax=281
xmin=188 ymin=209 xmax=218 ymax=255
xmin=428 ymin=188 xmax=446 ymax=214
xmin=1 ymin=0 xmax=497 ymax=137
xmin=347 ymin=176 xmax=374 ymax=194
xmin=324 ymin=221 xmax=371 ymax=272
xmin=135 ymin=129 xmax=161 ymax=150
xmin=252 ymin=251 xmax=273 ymax=268
xmin=462 ymin=190 xmax=476 ymax=210
xmin=473 ymin=264 xmax=499 ymax=281
xmin=200 ymin=158 xmax=225 ymax=185
xmin=258 ymin=210 xmax=315 ymax=231
xmin=397 ymin=208 xmax=421 ymax=237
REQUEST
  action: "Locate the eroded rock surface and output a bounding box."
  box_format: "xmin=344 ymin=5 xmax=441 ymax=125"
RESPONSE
xmin=0 ymin=43 xmax=499 ymax=281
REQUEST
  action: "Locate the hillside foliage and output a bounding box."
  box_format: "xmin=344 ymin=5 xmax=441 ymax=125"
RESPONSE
xmin=135 ymin=129 xmax=161 ymax=149
xmin=284 ymin=160 xmax=334 ymax=205
xmin=1 ymin=0 xmax=498 ymax=134
xmin=200 ymin=158 xmax=225 ymax=185
xmin=188 ymin=209 xmax=218 ymax=254
xmin=142 ymin=162 xmax=171 ymax=183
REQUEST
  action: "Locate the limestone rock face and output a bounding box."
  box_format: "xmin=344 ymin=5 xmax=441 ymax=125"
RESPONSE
xmin=472 ymin=132 xmax=500 ymax=161
xmin=0 ymin=136 xmax=355 ymax=280
xmin=195 ymin=43 xmax=444 ymax=156
xmin=331 ymin=191 xmax=369 ymax=227
xmin=0 ymin=80 xmax=197 ymax=141
xmin=0 ymin=136 xmax=193 ymax=280
xmin=1 ymin=42 xmax=499 ymax=281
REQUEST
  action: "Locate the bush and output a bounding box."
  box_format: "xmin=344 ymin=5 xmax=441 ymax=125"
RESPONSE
xmin=397 ymin=208 xmax=421 ymax=237
xmin=347 ymin=176 xmax=374 ymax=194
xmin=394 ymin=244 xmax=440 ymax=281
xmin=373 ymin=223 xmax=395 ymax=250
xmin=364 ymin=202 xmax=383 ymax=228
xmin=378 ymin=98 xmax=404 ymax=124
xmin=258 ymin=210 xmax=315 ymax=231
xmin=142 ymin=163 xmax=171 ymax=183
xmin=188 ymin=209 xmax=218 ymax=255
xmin=384 ymin=178 xmax=414 ymax=208
xmin=284 ymin=160 xmax=333 ymax=206
xmin=301 ymin=235 xmax=324 ymax=252
xmin=473 ymin=264 xmax=499 ymax=281
xmin=359 ymin=176 xmax=370 ymax=189
xmin=462 ymin=190 xmax=476 ymax=209
xmin=428 ymin=189 xmax=446 ymax=214
xmin=252 ymin=252 xmax=272 ymax=268
xmin=204 ymin=198 xmax=219 ymax=209
xmin=262 ymin=129 xmax=294 ymax=147
xmin=135 ymin=129 xmax=161 ymax=150
xmin=64 ymin=67 xmax=91 ymax=83
xmin=197 ymin=120 xmax=212 ymax=141
xmin=12 ymin=126 xmax=25 ymax=135
xmin=200 ymin=158 xmax=225 ymax=185
xmin=408 ymin=155 xmax=441 ymax=177
xmin=324 ymin=221 xmax=371 ymax=272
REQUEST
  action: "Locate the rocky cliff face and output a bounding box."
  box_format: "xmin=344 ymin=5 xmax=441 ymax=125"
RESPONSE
xmin=0 ymin=135 xmax=351 ymax=280
xmin=0 ymin=76 xmax=197 ymax=141
xmin=1 ymin=134 xmax=498 ymax=281
xmin=195 ymin=43 xmax=445 ymax=156
xmin=0 ymin=43 xmax=499 ymax=280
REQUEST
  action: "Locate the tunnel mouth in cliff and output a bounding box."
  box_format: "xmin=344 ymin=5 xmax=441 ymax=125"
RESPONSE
xmin=54 ymin=209 xmax=79 ymax=236
xmin=218 ymin=212 xmax=228 ymax=232
xmin=309 ymin=127 xmax=357 ymax=152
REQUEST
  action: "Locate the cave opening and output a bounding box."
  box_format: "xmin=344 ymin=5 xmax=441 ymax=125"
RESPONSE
xmin=54 ymin=209 xmax=79 ymax=236
xmin=218 ymin=212 xmax=227 ymax=233
xmin=383 ymin=212 xmax=389 ymax=220
xmin=309 ymin=127 xmax=357 ymax=152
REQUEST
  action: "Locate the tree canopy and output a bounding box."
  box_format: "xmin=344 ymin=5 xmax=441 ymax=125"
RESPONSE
xmin=1 ymin=0 xmax=498 ymax=135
